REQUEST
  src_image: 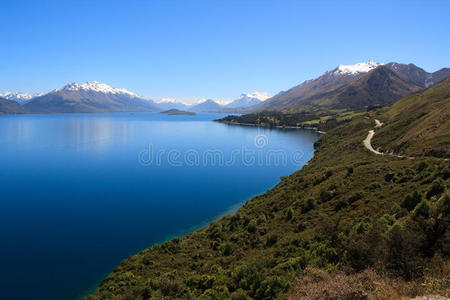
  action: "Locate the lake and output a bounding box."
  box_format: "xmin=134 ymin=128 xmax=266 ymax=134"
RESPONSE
xmin=0 ymin=113 xmax=319 ymax=299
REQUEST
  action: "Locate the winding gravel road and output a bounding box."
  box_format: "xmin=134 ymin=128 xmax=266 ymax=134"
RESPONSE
xmin=363 ymin=119 xmax=384 ymax=155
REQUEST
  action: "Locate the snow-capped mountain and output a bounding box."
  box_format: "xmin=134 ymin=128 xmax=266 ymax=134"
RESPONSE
xmin=54 ymin=81 xmax=140 ymax=98
xmin=0 ymin=92 xmax=43 ymax=104
xmin=255 ymin=60 xmax=386 ymax=111
xmin=333 ymin=60 xmax=383 ymax=75
xmin=25 ymin=81 xmax=159 ymax=113
xmin=225 ymin=92 xmax=270 ymax=108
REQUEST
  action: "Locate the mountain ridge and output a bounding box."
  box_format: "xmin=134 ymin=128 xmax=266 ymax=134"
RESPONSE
xmin=251 ymin=61 xmax=449 ymax=112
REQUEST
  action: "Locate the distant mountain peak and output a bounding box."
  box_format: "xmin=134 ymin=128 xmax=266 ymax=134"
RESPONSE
xmin=225 ymin=92 xmax=270 ymax=109
xmin=239 ymin=91 xmax=271 ymax=101
xmin=0 ymin=91 xmax=44 ymax=104
xmin=56 ymin=81 xmax=140 ymax=98
xmin=156 ymin=98 xmax=189 ymax=105
xmin=334 ymin=60 xmax=384 ymax=75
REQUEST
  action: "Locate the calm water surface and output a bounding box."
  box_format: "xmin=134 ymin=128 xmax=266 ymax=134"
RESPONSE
xmin=0 ymin=113 xmax=318 ymax=299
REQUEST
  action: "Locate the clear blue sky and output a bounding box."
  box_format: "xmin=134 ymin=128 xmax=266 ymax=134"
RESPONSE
xmin=1 ymin=0 xmax=449 ymax=102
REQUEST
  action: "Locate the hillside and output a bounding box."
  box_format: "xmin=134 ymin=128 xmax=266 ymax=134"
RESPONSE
xmin=296 ymin=65 xmax=422 ymax=111
xmin=385 ymin=63 xmax=450 ymax=88
xmin=372 ymin=77 xmax=450 ymax=158
xmin=88 ymin=83 xmax=450 ymax=299
xmin=0 ymin=97 xmax=26 ymax=114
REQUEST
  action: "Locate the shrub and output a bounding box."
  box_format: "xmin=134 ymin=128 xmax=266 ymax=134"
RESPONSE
xmin=385 ymin=172 xmax=395 ymax=182
xmin=335 ymin=199 xmax=348 ymax=211
xmin=402 ymin=191 xmax=423 ymax=211
xmin=412 ymin=200 xmax=431 ymax=219
xmin=198 ymin=275 xmax=215 ymax=290
xmin=417 ymin=161 xmax=429 ymax=172
xmin=346 ymin=166 xmax=354 ymax=177
xmin=437 ymin=192 xmax=450 ymax=215
xmin=159 ymin=278 xmax=184 ymax=297
xmin=286 ymin=207 xmax=294 ymax=220
xmin=222 ymin=242 xmax=234 ymax=256
xmin=266 ymin=234 xmax=278 ymax=247
xmin=255 ymin=275 xmax=287 ymax=299
xmin=231 ymin=289 xmax=251 ymax=300
xmin=426 ymin=178 xmax=446 ymax=199
xmin=257 ymin=214 xmax=267 ymax=224
xmin=247 ymin=219 xmax=257 ymax=233
xmin=319 ymin=189 xmax=332 ymax=203
xmin=348 ymin=191 xmax=363 ymax=204
xmin=208 ymin=223 xmax=223 ymax=240
xmin=301 ymin=198 xmax=315 ymax=213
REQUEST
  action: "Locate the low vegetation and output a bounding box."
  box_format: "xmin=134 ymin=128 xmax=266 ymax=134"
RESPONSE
xmin=215 ymin=109 xmax=368 ymax=132
xmin=88 ymin=81 xmax=449 ymax=299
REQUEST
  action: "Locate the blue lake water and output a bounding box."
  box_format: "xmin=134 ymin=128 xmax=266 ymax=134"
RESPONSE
xmin=0 ymin=113 xmax=318 ymax=300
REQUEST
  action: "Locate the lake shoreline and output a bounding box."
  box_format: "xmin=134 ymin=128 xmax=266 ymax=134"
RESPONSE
xmin=215 ymin=119 xmax=326 ymax=134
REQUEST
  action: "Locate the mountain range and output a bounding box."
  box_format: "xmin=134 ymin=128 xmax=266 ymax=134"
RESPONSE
xmin=1 ymin=61 xmax=448 ymax=115
xmin=0 ymin=91 xmax=44 ymax=104
xmin=0 ymin=82 xmax=268 ymax=114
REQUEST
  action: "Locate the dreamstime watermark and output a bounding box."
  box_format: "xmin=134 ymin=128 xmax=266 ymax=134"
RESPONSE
xmin=138 ymin=133 xmax=305 ymax=167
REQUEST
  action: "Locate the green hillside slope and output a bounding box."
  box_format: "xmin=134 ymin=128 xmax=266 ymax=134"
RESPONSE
xmin=88 ymin=83 xmax=449 ymax=299
xmin=372 ymin=77 xmax=450 ymax=158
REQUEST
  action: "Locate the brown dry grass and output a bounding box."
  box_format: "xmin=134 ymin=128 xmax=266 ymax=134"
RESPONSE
xmin=289 ymin=262 xmax=450 ymax=300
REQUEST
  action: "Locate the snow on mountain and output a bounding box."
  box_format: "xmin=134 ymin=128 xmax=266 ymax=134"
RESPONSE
xmin=55 ymin=81 xmax=141 ymax=98
xmin=0 ymin=92 xmax=44 ymax=104
xmin=245 ymin=91 xmax=271 ymax=101
xmin=155 ymin=98 xmax=191 ymax=110
xmin=156 ymin=98 xmax=190 ymax=106
xmin=333 ymin=60 xmax=383 ymax=75
xmin=225 ymin=92 xmax=270 ymax=108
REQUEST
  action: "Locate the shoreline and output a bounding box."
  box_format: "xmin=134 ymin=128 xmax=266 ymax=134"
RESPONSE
xmin=216 ymin=120 xmax=326 ymax=133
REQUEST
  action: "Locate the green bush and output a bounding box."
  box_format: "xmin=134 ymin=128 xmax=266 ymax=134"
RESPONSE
xmin=402 ymin=191 xmax=423 ymax=211
xmin=247 ymin=219 xmax=257 ymax=233
xmin=412 ymin=200 xmax=431 ymax=219
xmin=286 ymin=207 xmax=294 ymax=220
xmin=335 ymin=199 xmax=348 ymax=211
xmin=437 ymin=192 xmax=450 ymax=215
xmin=417 ymin=161 xmax=429 ymax=172
xmin=266 ymin=234 xmax=278 ymax=247
xmin=301 ymin=198 xmax=315 ymax=213
xmin=222 ymin=242 xmax=234 ymax=256
xmin=426 ymin=178 xmax=446 ymax=199
xmin=348 ymin=191 xmax=363 ymax=204
xmin=231 ymin=289 xmax=251 ymax=300
xmin=319 ymin=189 xmax=332 ymax=203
